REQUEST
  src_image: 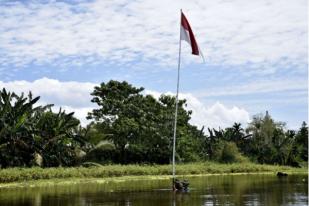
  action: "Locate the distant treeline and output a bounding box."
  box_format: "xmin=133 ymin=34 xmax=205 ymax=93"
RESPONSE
xmin=0 ymin=80 xmax=307 ymax=168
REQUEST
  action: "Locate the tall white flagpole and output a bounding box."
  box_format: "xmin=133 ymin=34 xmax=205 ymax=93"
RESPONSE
xmin=172 ymin=9 xmax=182 ymax=181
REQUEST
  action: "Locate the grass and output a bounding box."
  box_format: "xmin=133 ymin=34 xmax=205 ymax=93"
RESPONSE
xmin=0 ymin=162 xmax=307 ymax=184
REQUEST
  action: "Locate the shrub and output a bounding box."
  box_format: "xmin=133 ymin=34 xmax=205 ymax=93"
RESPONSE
xmin=83 ymin=142 xmax=118 ymax=164
xmin=219 ymin=142 xmax=247 ymax=163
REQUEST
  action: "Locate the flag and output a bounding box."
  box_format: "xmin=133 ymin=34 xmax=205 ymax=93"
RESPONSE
xmin=180 ymin=11 xmax=204 ymax=60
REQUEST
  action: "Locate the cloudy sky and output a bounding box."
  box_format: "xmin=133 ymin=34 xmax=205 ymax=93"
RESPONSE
xmin=0 ymin=0 xmax=307 ymax=129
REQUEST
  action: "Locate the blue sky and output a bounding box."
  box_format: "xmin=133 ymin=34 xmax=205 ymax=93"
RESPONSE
xmin=0 ymin=0 xmax=307 ymax=129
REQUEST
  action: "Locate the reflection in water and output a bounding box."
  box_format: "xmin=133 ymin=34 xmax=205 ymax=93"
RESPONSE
xmin=0 ymin=174 xmax=307 ymax=206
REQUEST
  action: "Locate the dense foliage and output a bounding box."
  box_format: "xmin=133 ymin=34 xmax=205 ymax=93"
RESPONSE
xmin=0 ymin=81 xmax=307 ymax=168
xmin=86 ymin=81 xmax=201 ymax=164
xmin=0 ymin=89 xmax=85 ymax=168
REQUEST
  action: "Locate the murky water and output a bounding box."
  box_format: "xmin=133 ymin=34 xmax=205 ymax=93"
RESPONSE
xmin=0 ymin=174 xmax=307 ymax=206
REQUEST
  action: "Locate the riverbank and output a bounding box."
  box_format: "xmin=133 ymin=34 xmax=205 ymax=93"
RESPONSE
xmin=0 ymin=162 xmax=307 ymax=186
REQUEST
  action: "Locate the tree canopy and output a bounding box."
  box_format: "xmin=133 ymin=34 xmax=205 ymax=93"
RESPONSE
xmin=0 ymin=81 xmax=307 ymax=168
xmin=87 ymin=81 xmax=202 ymax=163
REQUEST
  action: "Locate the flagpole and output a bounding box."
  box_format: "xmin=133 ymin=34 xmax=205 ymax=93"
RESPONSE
xmin=172 ymin=9 xmax=182 ymax=183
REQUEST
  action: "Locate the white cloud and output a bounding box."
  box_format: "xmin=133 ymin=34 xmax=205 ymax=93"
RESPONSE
xmin=145 ymin=90 xmax=250 ymax=129
xmin=0 ymin=77 xmax=96 ymax=126
xmin=0 ymin=0 xmax=307 ymax=71
xmin=0 ymin=77 xmax=250 ymax=128
xmin=50 ymin=105 xmax=94 ymax=127
xmin=0 ymin=77 xmax=95 ymax=108
xmin=194 ymin=78 xmax=308 ymax=98
xmin=182 ymin=94 xmax=250 ymax=129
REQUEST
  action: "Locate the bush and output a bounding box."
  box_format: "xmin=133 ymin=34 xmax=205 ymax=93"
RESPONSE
xmin=215 ymin=141 xmax=247 ymax=163
xmin=83 ymin=142 xmax=118 ymax=164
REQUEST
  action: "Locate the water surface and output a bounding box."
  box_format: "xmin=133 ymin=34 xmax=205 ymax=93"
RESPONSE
xmin=0 ymin=174 xmax=307 ymax=206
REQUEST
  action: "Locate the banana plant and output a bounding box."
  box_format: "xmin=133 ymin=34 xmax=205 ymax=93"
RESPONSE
xmin=0 ymin=89 xmax=39 ymax=167
xmin=0 ymin=88 xmax=84 ymax=168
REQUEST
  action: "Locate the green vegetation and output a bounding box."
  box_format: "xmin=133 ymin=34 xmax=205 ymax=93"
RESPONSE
xmin=0 ymin=89 xmax=85 ymax=168
xmin=0 ymin=162 xmax=306 ymax=184
xmin=0 ymin=80 xmax=308 ymax=170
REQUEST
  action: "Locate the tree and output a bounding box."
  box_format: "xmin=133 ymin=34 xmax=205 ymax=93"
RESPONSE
xmin=87 ymin=80 xmax=204 ymax=164
xmin=294 ymin=122 xmax=308 ymax=162
xmin=202 ymin=128 xmax=224 ymax=160
xmin=34 ymin=109 xmax=83 ymax=167
xmin=222 ymin=123 xmax=251 ymax=153
xmin=158 ymin=95 xmax=202 ymax=162
xmin=0 ymin=89 xmax=40 ymax=167
xmin=220 ymin=142 xmax=244 ymax=163
xmin=0 ymin=88 xmax=84 ymax=168
xmin=245 ymin=111 xmax=295 ymax=164
xmin=87 ymin=81 xmax=144 ymax=163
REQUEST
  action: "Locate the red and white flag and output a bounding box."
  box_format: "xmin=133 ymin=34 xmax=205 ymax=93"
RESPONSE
xmin=180 ymin=11 xmax=204 ymax=60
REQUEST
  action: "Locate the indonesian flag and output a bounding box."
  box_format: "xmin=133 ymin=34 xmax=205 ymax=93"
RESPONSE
xmin=180 ymin=11 xmax=204 ymax=60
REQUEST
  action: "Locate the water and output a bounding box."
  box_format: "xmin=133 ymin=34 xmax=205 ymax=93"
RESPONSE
xmin=0 ymin=174 xmax=307 ymax=206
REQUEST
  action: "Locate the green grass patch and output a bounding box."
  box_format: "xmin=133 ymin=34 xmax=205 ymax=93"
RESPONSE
xmin=0 ymin=162 xmax=306 ymax=184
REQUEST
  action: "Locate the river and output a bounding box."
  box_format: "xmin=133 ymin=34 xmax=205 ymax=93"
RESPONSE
xmin=0 ymin=174 xmax=307 ymax=206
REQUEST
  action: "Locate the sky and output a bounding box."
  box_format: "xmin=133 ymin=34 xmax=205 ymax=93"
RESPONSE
xmin=0 ymin=0 xmax=307 ymax=130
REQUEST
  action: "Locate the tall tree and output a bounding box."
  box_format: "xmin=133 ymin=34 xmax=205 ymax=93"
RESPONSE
xmin=246 ymin=111 xmax=288 ymax=164
xmin=87 ymin=80 xmax=203 ymax=164
xmin=294 ymin=122 xmax=308 ymax=162
xmin=87 ymin=81 xmax=144 ymax=163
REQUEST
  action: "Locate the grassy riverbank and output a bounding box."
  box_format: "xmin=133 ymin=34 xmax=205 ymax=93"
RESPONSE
xmin=0 ymin=162 xmax=306 ymax=184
